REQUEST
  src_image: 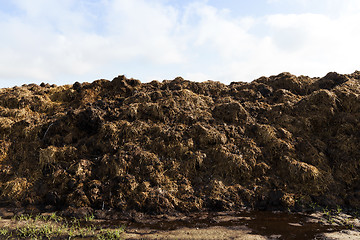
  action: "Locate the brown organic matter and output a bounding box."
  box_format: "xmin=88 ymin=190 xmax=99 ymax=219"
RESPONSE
xmin=1 ymin=72 xmax=360 ymax=213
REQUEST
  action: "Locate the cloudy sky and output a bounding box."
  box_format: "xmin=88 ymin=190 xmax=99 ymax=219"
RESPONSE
xmin=0 ymin=0 xmax=360 ymax=87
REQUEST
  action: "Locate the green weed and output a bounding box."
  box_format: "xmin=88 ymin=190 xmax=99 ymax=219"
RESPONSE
xmin=84 ymin=213 xmax=95 ymax=222
xmin=0 ymin=228 xmax=9 ymax=236
xmin=336 ymin=205 xmax=342 ymax=214
xmin=0 ymin=214 xmax=125 ymax=239
xmin=49 ymin=212 xmax=63 ymax=222
xmin=97 ymin=227 xmax=124 ymax=240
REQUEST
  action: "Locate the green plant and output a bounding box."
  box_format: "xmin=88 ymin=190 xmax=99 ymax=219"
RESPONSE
xmin=336 ymin=205 xmax=342 ymax=214
xmin=66 ymin=217 xmax=80 ymax=231
xmin=16 ymin=223 xmax=63 ymax=239
xmin=34 ymin=214 xmax=41 ymax=222
xmin=17 ymin=224 xmax=38 ymax=238
xmin=77 ymin=227 xmax=92 ymax=238
xmin=87 ymin=225 xmax=96 ymax=233
xmin=0 ymin=228 xmax=9 ymax=236
xmin=84 ymin=213 xmax=95 ymax=222
xmin=343 ymin=218 xmax=355 ymax=229
xmin=67 ymin=227 xmax=76 ymax=239
xmin=49 ymin=212 xmax=62 ymax=222
xmin=97 ymin=227 xmax=125 ymax=240
xmin=309 ymin=202 xmax=320 ymax=211
xmin=0 ymin=213 xmax=126 ymax=240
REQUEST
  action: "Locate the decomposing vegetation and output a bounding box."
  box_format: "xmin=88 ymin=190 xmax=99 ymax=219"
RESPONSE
xmin=0 ymin=71 xmax=360 ymax=214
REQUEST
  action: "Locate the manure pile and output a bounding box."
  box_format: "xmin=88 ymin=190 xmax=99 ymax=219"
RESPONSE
xmin=0 ymin=72 xmax=360 ymax=213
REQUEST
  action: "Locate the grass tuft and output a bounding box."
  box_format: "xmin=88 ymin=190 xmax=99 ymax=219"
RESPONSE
xmin=0 ymin=213 xmax=125 ymax=239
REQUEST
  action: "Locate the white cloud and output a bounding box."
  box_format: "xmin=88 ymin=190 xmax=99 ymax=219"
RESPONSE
xmin=183 ymin=1 xmax=360 ymax=82
xmin=184 ymin=72 xmax=211 ymax=82
xmin=104 ymin=0 xmax=184 ymax=64
xmin=186 ymin=3 xmax=257 ymax=59
xmin=0 ymin=0 xmax=187 ymax=86
xmin=263 ymin=12 xmax=360 ymax=76
xmin=0 ymin=0 xmax=360 ymax=87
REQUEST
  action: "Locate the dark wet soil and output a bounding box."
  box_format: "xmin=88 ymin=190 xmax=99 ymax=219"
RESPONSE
xmin=243 ymin=211 xmax=343 ymax=239
xmin=89 ymin=211 xmax=349 ymax=240
xmin=1 ymin=206 xmax=357 ymax=239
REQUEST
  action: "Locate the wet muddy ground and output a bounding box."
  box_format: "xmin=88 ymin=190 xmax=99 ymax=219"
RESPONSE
xmin=113 ymin=211 xmax=359 ymax=239
xmin=0 ymin=208 xmax=359 ymax=239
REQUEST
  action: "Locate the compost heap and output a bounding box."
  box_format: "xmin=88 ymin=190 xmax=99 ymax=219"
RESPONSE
xmin=0 ymin=72 xmax=360 ymax=213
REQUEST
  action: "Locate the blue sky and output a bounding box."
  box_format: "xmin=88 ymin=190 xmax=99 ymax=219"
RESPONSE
xmin=0 ymin=0 xmax=360 ymax=87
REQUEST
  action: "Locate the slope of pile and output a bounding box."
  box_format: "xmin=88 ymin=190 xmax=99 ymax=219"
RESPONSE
xmin=0 ymin=72 xmax=360 ymax=213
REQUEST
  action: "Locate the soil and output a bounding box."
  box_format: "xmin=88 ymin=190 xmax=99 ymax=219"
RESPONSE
xmin=0 ymin=208 xmax=359 ymax=239
xmin=123 ymin=226 xmax=267 ymax=239
xmin=1 ymin=71 xmax=360 ymax=215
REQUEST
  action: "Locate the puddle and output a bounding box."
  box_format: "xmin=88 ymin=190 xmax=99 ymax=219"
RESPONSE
xmin=244 ymin=211 xmax=345 ymax=239
xmin=88 ymin=211 xmax=349 ymax=239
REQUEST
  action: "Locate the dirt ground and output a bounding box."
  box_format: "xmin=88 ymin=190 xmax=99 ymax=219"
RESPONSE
xmin=123 ymin=228 xmax=360 ymax=240
xmin=119 ymin=210 xmax=360 ymax=240
xmin=320 ymin=230 xmax=360 ymax=240
xmin=123 ymin=226 xmax=267 ymax=240
xmin=1 ymin=209 xmax=360 ymax=239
